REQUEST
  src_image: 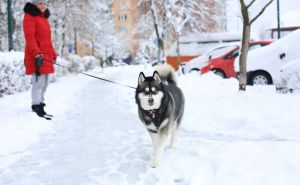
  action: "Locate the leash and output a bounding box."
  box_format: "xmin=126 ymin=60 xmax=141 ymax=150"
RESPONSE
xmin=54 ymin=63 xmax=136 ymax=90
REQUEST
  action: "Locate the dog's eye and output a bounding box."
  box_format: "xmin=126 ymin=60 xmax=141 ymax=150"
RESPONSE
xmin=151 ymin=87 xmax=157 ymax=94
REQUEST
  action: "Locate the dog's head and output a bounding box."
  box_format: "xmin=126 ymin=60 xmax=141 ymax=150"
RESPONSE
xmin=136 ymin=71 xmax=164 ymax=111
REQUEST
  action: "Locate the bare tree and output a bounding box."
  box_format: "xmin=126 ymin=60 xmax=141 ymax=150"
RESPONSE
xmin=0 ymin=0 xmax=7 ymax=51
xmin=136 ymin=0 xmax=224 ymax=63
xmin=238 ymin=0 xmax=274 ymax=91
xmin=149 ymin=0 xmax=164 ymax=63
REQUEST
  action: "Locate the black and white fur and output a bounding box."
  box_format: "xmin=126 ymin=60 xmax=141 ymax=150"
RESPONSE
xmin=135 ymin=65 xmax=185 ymax=168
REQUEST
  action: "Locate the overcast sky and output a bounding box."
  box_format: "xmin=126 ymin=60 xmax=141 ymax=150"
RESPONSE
xmin=226 ymin=0 xmax=300 ymax=37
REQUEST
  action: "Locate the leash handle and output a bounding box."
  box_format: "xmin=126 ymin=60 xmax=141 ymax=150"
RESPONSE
xmin=35 ymin=55 xmax=44 ymax=82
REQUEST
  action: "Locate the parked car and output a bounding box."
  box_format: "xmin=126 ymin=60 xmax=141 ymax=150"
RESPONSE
xmin=278 ymin=58 xmax=300 ymax=91
xmin=167 ymin=32 xmax=258 ymax=71
xmin=201 ymin=40 xmax=273 ymax=78
xmin=181 ymin=43 xmax=238 ymax=74
xmin=234 ymin=29 xmax=300 ymax=86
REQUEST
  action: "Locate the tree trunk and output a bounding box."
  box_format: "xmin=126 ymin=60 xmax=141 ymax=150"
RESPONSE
xmin=150 ymin=0 xmax=162 ymax=63
xmin=152 ymin=16 xmax=161 ymax=63
xmin=53 ymin=18 xmax=58 ymax=50
xmin=61 ymin=26 xmax=66 ymax=56
xmin=239 ymin=23 xmax=251 ymax=91
xmin=238 ymin=0 xmax=273 ymax=91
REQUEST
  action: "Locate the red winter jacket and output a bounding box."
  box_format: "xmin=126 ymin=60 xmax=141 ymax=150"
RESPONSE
xmin=23 ymin=3 xmax=57 ymax=75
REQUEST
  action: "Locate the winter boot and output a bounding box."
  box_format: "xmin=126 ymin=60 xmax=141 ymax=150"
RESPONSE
xmin=39 ymin=103 xmax=53 ymax=117
xmin=31 ymin=104 xmax=51 ymax=120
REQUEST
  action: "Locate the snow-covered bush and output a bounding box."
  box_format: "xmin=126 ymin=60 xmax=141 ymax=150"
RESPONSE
xmin=67 ymin=54 xmax=85 ymax=73
xmin=49 ymin=57 xmax=72 ymax=83
xmin=0 ymin=52 xmax=31 ymax=96
xmin=0 ymin=52 xmax=97 ymax=96
xmin=82 ymin=56 xmax=97 ymax=71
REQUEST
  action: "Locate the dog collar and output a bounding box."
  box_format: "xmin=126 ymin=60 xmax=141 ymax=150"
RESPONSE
xmin=147 ymin=110 xmax=157 ymax=119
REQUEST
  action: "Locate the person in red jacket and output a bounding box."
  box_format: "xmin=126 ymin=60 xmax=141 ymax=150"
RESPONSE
xmin=23 ymin=0 xmax=56 ymax=119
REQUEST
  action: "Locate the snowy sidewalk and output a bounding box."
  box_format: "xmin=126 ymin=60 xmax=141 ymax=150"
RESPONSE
xmin=0 ymin=67 xmax=147 ymax=185
xmin=1 ymin=66 xmax=300 ymax=185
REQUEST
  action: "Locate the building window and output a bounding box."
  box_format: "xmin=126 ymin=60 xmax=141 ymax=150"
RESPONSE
xmin=119 ymin=27 xmax=127 ymax=33
xmin=120 ymin=2 xmax=128 ymax=9
xmin=119 ymin=14 xmax=127 ymax=21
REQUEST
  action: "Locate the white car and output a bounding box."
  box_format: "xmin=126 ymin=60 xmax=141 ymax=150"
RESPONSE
xmin=234 ymin=29 xmax=300 ymax=86
xmin=182 ymin=44 xmax=238 ymax=74
xmin=279 ymin=58 xmax=300 ymax=91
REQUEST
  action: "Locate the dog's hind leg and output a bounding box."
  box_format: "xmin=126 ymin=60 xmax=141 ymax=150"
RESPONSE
xmin=170 ymin=115 xmax=183 ymax=148
xmin=150 ymin=131 xmax=168 ymax=168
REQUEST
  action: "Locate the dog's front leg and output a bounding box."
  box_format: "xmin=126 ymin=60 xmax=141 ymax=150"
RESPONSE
xmin=150 ymin=132 xmax=168 ymax=168
xmin=169 ymin=123 xmax=178 ymax=149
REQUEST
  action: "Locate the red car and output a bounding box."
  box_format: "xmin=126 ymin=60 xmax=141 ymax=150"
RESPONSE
xmin=201 ymin=40 xmax=273 ymax=78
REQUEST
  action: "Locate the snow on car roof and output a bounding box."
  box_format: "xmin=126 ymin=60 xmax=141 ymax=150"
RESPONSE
xmin=235 ymin=29 xmax=300 ymax=73
xmin=167 ymin=32 xmax=258 ymax=56
xmin=167 ymin=42 xmax=218 ymax=56
xmin=179 ymin=32 xmax=242 ymax=43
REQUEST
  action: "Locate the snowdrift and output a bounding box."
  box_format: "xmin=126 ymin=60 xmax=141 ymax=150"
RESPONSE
xmin=280 ymin=58 xmax=300 ymax=91
xmin=0 ymin=52 xmax=97 ymax=97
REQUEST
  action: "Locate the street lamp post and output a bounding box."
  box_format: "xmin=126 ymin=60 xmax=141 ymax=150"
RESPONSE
xmin=7 ymin=0 xmax=14 ymax=51
xmin=74 ymin=27 xmax=77 ymax=54
xmin=277 ymin=0 xmax=281 ymax=39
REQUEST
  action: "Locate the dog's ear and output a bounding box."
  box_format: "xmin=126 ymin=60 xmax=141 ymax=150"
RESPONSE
xmin=138 ymin=72 xmax=146 ymax=85
xmin=153 ymin=71 xmax=161 ymax=83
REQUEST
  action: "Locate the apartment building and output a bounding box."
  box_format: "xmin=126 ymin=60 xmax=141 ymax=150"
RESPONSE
xmin=112 ymin=0 xmax=140 ymax=58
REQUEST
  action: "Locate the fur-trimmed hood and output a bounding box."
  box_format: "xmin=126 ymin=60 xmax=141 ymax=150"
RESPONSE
xmin=23 ymin=2 xmax=50 ymax=18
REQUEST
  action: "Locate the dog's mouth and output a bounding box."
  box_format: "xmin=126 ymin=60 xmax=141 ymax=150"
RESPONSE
xmin=148 ymin=103 xmax=154 ymax=106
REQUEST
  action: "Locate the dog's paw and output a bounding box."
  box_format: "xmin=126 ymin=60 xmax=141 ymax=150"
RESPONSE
xmin=151 ymin=160 xmax=160 ymax=168
xmin=168 ymin=144 xmax=175 ymax=149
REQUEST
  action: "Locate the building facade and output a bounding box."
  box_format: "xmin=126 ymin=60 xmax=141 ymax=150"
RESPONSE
xmin=112 ymin=0 xmax=140 ymax=58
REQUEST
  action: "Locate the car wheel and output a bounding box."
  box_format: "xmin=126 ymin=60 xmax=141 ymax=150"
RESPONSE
xmin=212 ymin=69 xmax=226 ymax=78
xmin=189 ymin=68 xmax=200 ymax=73
xmin=249 ymin=71 xmax=273 ymax=85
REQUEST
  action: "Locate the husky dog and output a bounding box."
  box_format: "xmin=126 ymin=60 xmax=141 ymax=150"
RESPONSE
xmin=135 ymin=65 xmax=185 ymax=168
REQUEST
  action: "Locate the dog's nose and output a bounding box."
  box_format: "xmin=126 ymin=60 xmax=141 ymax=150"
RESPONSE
xmin=148 ymin=98 xmax=154 ymax=104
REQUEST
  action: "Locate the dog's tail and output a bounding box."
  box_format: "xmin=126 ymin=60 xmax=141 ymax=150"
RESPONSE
xmin=156 ymin=64 xmax=177 ymax=85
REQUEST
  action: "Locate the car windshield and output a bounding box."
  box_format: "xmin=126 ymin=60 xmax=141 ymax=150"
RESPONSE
xmin=230 ymin=44 xmax=262 ymax=58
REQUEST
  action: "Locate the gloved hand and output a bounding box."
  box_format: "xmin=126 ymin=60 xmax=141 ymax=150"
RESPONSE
xmin=35 ymin=54 xmax=44 ymax=77
xmin=35 ymin=54 xmax=43 ymax=60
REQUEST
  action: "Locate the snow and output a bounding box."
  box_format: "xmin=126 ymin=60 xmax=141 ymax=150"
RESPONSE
xmin=280 ymin=58 xmax=300 ymax=91
xmin=178 ymin=32 xmax=244 ymax=43
xmin=1 ymin=65 xmax=300 ymax=184
xmin=167 ymin=42 xmax=216 ymax=57
xmin=0 ymin=51 xmax=24 ymax=65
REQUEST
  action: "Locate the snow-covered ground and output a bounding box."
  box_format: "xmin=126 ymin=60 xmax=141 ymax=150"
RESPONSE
xmin=1 ymin=65 xmax=300 ymax=185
